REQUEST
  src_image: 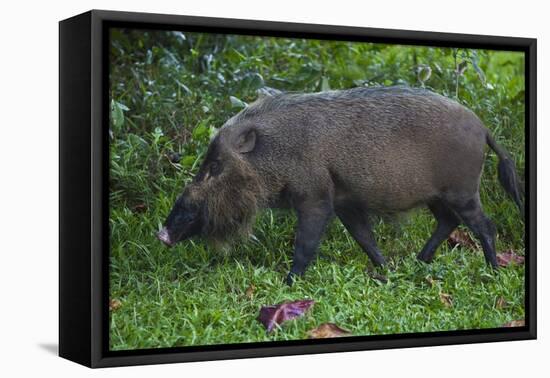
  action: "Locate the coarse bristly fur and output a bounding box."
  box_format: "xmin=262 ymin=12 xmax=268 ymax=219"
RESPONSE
xmin=161 ymin=85 xmax=524 ymax=280
xmin=186 ymin=151 xmax=267 ymax=245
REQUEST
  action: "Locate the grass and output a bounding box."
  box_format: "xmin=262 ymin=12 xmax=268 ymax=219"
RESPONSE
xmin=108 ymin=29 xmax=526 ymax=350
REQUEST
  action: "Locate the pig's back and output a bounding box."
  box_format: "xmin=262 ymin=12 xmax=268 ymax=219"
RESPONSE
xmin=262 ymin=87 xmax=488 ymax=213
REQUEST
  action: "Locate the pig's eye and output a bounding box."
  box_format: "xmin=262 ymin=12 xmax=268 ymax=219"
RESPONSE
xmin=209 ymin=161 xmax=222 ymax=176
xmin=186 ymin=203 xmax=199 ymax=215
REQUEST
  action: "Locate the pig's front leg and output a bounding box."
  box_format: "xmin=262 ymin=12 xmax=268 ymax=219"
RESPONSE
xmin=286 ymin=199 xmax=333 ymax=286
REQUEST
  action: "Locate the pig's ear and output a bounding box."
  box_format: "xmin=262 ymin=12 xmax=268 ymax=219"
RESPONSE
xmin=235 ymin=129 xmax=256 ymax=153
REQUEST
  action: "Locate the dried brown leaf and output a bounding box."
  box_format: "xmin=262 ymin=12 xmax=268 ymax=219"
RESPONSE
xmin=502 ymin=320 xmax=525 ymax=327
xmin=497 ymin=250 xmax=525 ymax=267
xmin=245 ymin=284 xmax=256 ymax=299
xmin=307 ymin=323 xmax=352 ymax=339
xmin=132 ymin=203 xmax=148 ymax=213
xmin=496 ymin=296 xmax=508 ymax=309
xmin=439 ymin=292 xmax=453 ymax=308
xmin=447 ymin=229 xmax=477 ymax=250
xmin=109 ymin=298 xmax=122 ymax=311
xmin=425 ymin=276 xmax=437 ymax=287
xmin=368 ymin=272 xmax=388 ymax=284
xmin=258 ymin=300 xmax=315 ymax=333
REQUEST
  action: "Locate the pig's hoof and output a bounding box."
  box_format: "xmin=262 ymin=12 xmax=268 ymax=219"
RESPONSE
xmin=285 ymin=273 xmax=295 ymax=286
xmin=373 ymin=257 xmax=386 ymax=267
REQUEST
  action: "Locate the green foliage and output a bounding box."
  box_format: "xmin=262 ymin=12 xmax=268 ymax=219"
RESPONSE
xmin=109 ymin=28 xmax=525 ymax=350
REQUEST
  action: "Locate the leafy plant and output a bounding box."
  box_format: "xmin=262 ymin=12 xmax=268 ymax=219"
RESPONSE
xmin=108 ymin=29 xmax=526 ymax=350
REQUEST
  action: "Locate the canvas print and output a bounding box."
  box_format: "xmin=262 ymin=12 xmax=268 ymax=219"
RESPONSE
xmin=108 ymin=28 xmax=526 ymax=351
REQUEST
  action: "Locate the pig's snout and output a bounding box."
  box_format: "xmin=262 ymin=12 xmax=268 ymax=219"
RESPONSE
xmin=157 ymin=227 xmax=174 ymax=247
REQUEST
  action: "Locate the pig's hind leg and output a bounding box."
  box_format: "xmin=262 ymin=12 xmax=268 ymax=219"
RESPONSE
xmin=336 ymin=205 xmax=386 ymax=267
xmin=448 ymin=195 xmax=499 ymax=268
xmin=417 ymin=200 xmax=460 ymax=263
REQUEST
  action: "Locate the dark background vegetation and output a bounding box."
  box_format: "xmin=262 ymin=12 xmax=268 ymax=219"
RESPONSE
xmin=109 ymin=28 xmax=525 ymax=350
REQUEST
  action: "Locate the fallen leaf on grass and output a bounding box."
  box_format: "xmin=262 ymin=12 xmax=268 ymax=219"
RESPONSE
xmin=307 ymin=323 xmax=352 ymax=339
xmin=425 ymin=276 xmax=438 ymax=287
xmin=447 ymin=229 xmax=477 ymax=250
xmin=109 ymin=299 xmax=122 ymax=311
xmin=502 ymin=320 xmax=525 ymax=327
xmin=368 ymin=272 xmax=388 ymax=284
xmin=245 ymin=284 xmax=256 ymax=299
xmin=496 ymin=296 xmax=508 ymax=309
xmin=439 ymin=292 xmax=453 ymax=308
xmin=258 ymin=300 xmax=315 ymax=333
xmin=132 ymin=203 xmax=147 ymax=213
xmin=497 ymin=250 xmax=525 ymax=267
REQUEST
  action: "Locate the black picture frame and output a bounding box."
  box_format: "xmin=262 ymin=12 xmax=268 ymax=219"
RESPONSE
xmin=59 ymin=9 xmax=537 ymax=368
